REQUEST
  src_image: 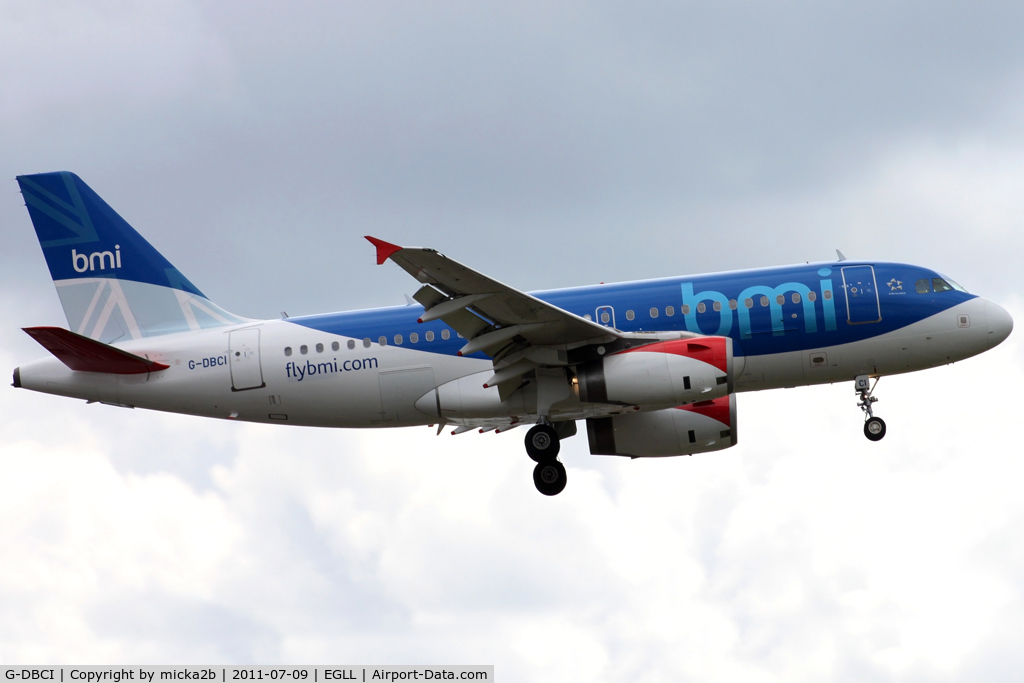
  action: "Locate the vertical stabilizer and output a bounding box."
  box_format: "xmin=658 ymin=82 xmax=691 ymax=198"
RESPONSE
xmin=17 ymin=172 xmax=247 ymax=342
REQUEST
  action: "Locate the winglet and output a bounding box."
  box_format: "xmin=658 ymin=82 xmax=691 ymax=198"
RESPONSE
xmin=23 ymin=326 xmax=169 ymax=374
xmin=365 ymin=236 xmax=403 ymax=265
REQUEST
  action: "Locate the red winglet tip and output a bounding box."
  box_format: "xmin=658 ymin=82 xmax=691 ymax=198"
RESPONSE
xmin=364 ymin=236 xmax=402 ymax=265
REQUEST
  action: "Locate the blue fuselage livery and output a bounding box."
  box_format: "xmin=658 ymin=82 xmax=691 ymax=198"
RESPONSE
xmin=286 ymin=260 xmax=980 ymax=386
xmin=13 ymin=172 xmax=1013 ymax=496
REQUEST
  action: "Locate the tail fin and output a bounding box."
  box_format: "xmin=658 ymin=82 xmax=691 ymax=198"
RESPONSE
xmin=17 ymin=171 xmax=247 ymax=342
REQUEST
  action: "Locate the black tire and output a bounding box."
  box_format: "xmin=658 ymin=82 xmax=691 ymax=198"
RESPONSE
xmin=525 ymin=424 xmax=560 ymax=462
xmin=533 ymin=459 xmax=567 ymax=496
xmin=864 ymin=417 xmax=886 ymax=441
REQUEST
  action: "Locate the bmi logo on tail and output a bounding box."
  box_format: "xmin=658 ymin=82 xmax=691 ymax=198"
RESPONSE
xmin=71 ymin=245 xmax=121 ymax=273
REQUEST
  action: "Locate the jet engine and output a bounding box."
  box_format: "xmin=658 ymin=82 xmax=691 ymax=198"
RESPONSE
xmin=586 ymin=394 xmax=736 ymax=457
xmin=576 ymin=336 xmax=733 ymax=408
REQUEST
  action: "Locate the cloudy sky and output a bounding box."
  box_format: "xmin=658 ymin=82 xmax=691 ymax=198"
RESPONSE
xmin=1 ymin=1 xmax=1022 ymax=679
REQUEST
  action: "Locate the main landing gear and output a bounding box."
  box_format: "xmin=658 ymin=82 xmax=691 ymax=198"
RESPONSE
xmin=856 ymin=375 xmax=886 ymax=442
xmin=526 ymin=424 xmax=567 ymax=496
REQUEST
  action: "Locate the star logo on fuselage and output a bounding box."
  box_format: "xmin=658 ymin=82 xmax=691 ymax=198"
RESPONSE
xmin=887 ymin=278 xmax=903 ymax=291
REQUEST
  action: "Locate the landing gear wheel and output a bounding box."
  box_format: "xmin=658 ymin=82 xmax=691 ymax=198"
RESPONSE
xmin=525 ymin=424 xmax=560 ymax=462
xmin=533 ymin=459 xmax=567 ymax=496
xmin=864 ymin=417 xmax=886 ymax=441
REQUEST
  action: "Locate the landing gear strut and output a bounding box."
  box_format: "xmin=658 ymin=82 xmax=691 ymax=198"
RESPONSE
xmin=525 ymin=424 xmax=566 ymax=495
xmin=856 ymin=375 xmax=886 ymax=441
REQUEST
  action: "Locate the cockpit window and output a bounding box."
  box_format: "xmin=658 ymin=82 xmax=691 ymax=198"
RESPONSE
xmin=915 ymin=279 xmax=930 ymax=293
xmin=938 ymin=274 xmax=968 ymax=292
xmin=932 ymin=278 xmax=954 ymax=293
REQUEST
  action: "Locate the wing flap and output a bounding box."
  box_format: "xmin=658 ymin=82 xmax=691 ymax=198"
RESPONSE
xmin=23 ymin=326 xmax=169 ymax=374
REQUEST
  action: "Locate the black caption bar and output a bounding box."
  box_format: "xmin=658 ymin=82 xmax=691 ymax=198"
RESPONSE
xmin=0 ymin=667 xmax=493 ymax=683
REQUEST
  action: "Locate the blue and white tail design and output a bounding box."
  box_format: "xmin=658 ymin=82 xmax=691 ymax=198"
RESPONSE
xmin=17 ymin=171 xmax=248 ymax=342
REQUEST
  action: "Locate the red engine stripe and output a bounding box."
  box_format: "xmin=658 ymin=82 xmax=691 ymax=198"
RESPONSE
xmin=677 ymin=396 xmax=731 ymax=426
xmin=616 ymin=337 xmax=728 ymax=374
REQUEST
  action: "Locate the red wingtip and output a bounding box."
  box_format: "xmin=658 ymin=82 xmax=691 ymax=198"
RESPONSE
xmin=364 ymin=236 xmax=403 ymax=265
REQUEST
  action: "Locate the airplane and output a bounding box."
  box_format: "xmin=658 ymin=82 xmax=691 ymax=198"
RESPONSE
xmin=12 ymin=172 xmax=1014 ymax=495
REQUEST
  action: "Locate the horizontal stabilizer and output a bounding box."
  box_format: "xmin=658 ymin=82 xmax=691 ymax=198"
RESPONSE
xmin=23 ymin=326 xmax=169 ymax=374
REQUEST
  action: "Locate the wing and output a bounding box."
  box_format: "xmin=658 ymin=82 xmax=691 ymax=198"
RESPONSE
xmin=366 ymin=236 xmax=619 ymax=394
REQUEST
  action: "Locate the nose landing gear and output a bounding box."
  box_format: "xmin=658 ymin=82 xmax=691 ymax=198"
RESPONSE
xmin=856 ymin=375 xmax=886 ymax=441
xmin=525 ymin=423 xmax=567 ymax=495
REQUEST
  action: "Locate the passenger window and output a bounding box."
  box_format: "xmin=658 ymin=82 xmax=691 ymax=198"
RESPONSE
xmin=697 ymin=303 xmax=706 ymax=313
xmin=332 ymin=341 xmax=340 ymax=351
xmin=776 ymin=295 xmax=785 ymax=305
xmin=584 ymin=314 xmax=592 ymax=321
xmin=362 ymin=338 xmax=371 ymax=348
xmin=378 ymin=336 xmax=387 ymax=346
xmin=316 ymin=343 xmax=324 ymax=353
xmin=729 ymin=299 xmax=737 ymax=310
xmin=410 ymin=332 xmax=418 ymax=343
xmin=300 ymin=345 xmax=308 ymax=354
xmin=792 ymin=293 xmax=801 ymax=303
xmin=916 ymin=279 xmax=930 ymax=293
xmin=807 ymin=291 xmax=817 ymax=302
xmin=348 ymin=340 xmax=356 ymax=350
xmin=441 ymin=329 xmax=450 ymax=340
xmin=394 ymin=334 xmax=403 ymax=345
xmin=626 ymin=310 xmax=635 ymax=321
xmin=601 ymin=311 xmax=610 ymax=323
xmin=650 ymin=307 xmax=659 ymax=318
xmin=823 ymin=290 xmax=832 ymax=300
xmin=284 ymin=347 xmax=292 ymax=357
xmin=712 ymin=301 xmax=721 ymax=312
xmin=665 ymin=306 xmax=675 ymax=316
xmin=932 ymin=278 xmax=953 ymax=293
xmin=744 ymin=298 xmax=753 ymax=309
xmin=760 ymin=296 xmax=769 ymax=307
xmin=681 ymin=305 xmax=690 ymax=314
xmin=426 ymin=331 xmax=434 ymax=342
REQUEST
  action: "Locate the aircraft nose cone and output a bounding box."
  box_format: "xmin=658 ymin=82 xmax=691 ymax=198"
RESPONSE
xmin=985 ymin=300 xmax=1013 ymax=349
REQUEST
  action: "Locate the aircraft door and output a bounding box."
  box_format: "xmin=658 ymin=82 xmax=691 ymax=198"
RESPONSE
xmin=841 ymin=266 xmax=882 ymax=324
xmin=595 ymin=305 xmax=616 ymax=329
xmin=229 ymin=328 xmax=265 ymax=391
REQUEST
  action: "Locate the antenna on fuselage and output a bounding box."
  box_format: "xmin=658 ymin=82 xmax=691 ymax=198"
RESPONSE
xmin=835 ymin=249 xmax=848 ymax=261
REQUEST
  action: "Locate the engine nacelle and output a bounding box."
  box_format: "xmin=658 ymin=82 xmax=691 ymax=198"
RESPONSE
xmin=577 ymin=336 xmax=733 ymax=408
xmin=586 ymin=394 xmax=736 ymax=457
